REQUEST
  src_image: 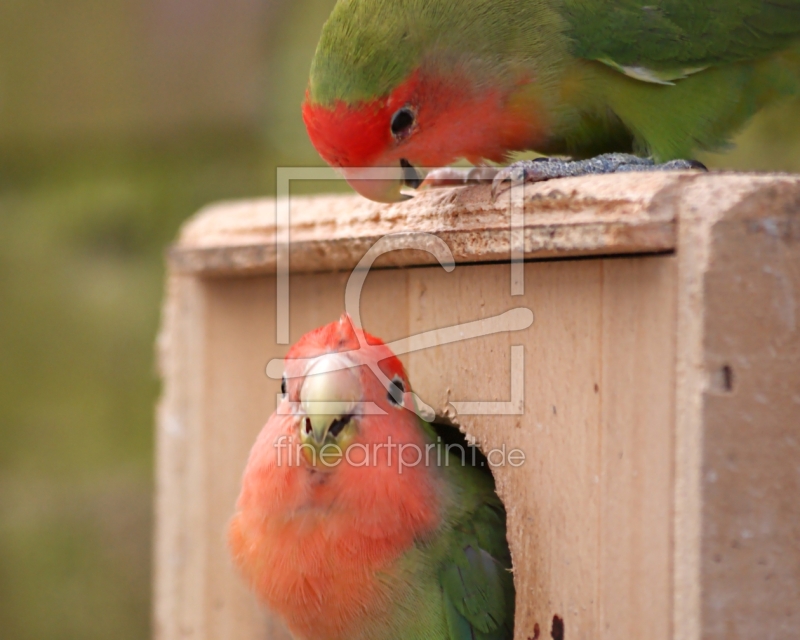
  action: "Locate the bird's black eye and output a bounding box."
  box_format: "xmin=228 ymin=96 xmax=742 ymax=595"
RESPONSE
xmin=387 ymin=375 xmax=405 ymax=407
xmin=281 ymin=375 xmax=287 ymax=396
xmin=329 ymin=415 xmax=352 ymax=438
xmin=390 ymin=107 xmax=416 ymax=140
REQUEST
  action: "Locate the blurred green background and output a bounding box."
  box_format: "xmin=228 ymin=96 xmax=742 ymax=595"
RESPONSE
xmin=0 ymin=2 xmax=797 ymax=639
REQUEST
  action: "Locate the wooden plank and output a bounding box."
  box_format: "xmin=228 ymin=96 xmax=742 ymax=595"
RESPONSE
xmin=674 ymin=176 xmax=800 ymax=640
xmin=168 ymin=172 xmax=693 ymax=276
xmin=405 ymin=258 xmax=676 ymax=640
xmin=406 ymin=261 xmax=602 ymax=640
xmin=599 ymin=258 xmax=676 ymax=640
xmin=201 ymin=277 xmax=282 ymax=640
xmin=155 ymin=275 xmax=209 ymax=640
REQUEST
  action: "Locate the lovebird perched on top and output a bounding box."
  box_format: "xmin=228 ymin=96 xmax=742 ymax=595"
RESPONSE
xmin=229 ymin=315 xmax=514 ymax=640
xmin=302 ymin=0 xmax=800 ymax=202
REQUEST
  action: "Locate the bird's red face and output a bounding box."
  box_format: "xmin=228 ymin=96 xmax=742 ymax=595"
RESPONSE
xmin=303 ymin=69 xmax=545 ymax=202
xmin=280 ymin=315 xmax=416 ymax=471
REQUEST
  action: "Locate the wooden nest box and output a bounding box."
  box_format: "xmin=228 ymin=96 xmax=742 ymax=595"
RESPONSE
xmin=156 ymin=173 xmax=800 ymax=640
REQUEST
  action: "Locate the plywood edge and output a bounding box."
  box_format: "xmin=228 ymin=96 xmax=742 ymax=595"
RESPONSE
xmin=167 ymin=171 xmax=713 ymax=275
xmin=153 ymin=275 xmax=209 ymax=640
xmin=672 ymin=173 xmax=800 ymax=640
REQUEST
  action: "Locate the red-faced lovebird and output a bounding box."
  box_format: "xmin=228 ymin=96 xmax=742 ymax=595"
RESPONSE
xmin=229 ymin=315 xmax=514 ymax=639
xmin=302 ymin=0 xmax=800 ymax=201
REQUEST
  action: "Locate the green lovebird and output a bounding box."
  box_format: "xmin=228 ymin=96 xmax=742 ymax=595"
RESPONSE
xmin=229 ymin=315 xmax=514 ymax=640
xmin=302 ymin=0 xmax=800 ymax=202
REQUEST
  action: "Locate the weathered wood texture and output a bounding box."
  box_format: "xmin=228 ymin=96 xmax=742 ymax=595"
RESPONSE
xmin=169 ymin=172 xmax=685 ymax=275
xmin=156 ymin=173 xmax=800 ymax=640
xmin=673 ymin=177 xmax=800 ymax=640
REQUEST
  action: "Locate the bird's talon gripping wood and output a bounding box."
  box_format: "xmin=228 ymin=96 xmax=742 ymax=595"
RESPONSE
xmin=490 ymin=154 xmax=708 ymax=199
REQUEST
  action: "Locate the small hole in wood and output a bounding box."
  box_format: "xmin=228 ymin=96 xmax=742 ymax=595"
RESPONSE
xmin=712 ymin=364 xmax=735 ymax=392
xmin=721 ymin=365 xmax=734 ymax=391
xmin=551 ymin=615 xmax=564 ymax=640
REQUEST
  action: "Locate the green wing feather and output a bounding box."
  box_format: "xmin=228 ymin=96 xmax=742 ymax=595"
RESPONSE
xmin=552 ymin=1 xmax=800 ymax=158
xmin=440 ymin=507 xmax=515 ymax=639
xmin=562 ymin=0 xmax=800 ymax=74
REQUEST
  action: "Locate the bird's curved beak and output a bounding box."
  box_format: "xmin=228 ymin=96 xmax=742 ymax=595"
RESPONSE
xmin=299 ymin=354 xmax=361 ymax=454
xmin=342 ymin=159 xmax=423 ymax=203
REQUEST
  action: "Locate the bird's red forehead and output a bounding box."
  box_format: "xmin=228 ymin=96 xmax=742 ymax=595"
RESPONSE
xmin=302 ymin=72 xmax=422 ymax=168
xmin=303 ymin=96 xmax=390 ymax=168
xmin=285 ymin=314 xmax=406 ymax=383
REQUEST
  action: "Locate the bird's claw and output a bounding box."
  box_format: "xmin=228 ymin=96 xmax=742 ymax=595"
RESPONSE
xmin=490 ymin=158 xmax=556 ymax=200
xmin=417 ymin=154 xmax=706 ymax=201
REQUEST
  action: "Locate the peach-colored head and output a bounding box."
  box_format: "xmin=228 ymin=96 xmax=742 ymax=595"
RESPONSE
xmin=228 ymin=315 xmax=441 ymax=639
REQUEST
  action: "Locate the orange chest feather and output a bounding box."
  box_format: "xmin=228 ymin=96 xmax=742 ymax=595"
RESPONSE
xmin=229 ymin=424 xmax=442 ymax=639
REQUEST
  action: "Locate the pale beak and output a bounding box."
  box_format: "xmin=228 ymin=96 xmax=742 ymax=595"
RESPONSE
xmin=299 ymin=353 xmax=361 ymax=444
xmin=342 ymin=160 xmax=422 ymax=203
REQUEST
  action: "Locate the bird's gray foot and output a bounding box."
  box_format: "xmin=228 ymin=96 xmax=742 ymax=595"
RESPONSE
xmin=491 ymin=153 xmax=707 ymax=199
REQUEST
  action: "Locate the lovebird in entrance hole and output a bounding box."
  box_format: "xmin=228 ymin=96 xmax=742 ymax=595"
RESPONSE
xmin=302 ymin=0 xmax=800 ymax=202
xmin=228 ymin=315 xmax=514 ymax=640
